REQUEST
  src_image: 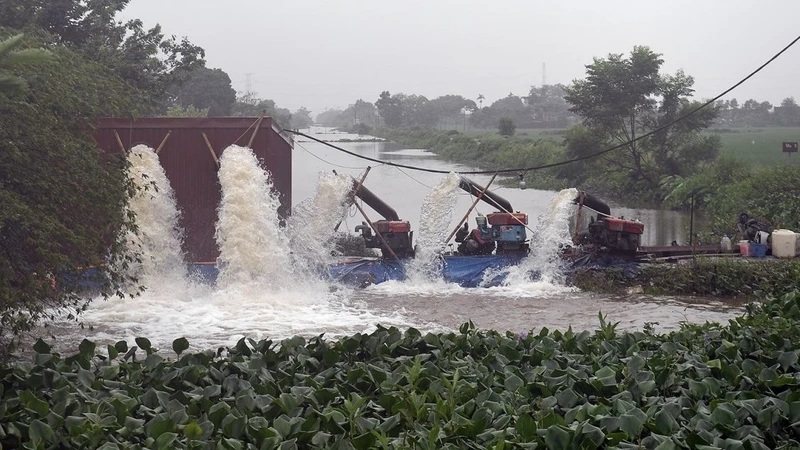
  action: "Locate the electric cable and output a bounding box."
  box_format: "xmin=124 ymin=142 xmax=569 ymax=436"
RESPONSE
xmin=394 ymin=166 xmax=434 ymax=189
xmin=294 ymin=140 xmax=370 ymax=170
xmin=286 ymin=33 xmax=800 ymax=175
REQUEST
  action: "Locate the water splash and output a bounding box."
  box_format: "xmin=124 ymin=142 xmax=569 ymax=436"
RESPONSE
xmin=406 ymin=172 xmax=461 ymax=280
xmin=118 ymin=144 xmax=187 ymax=284
xmin=287 ymin=172 xmax=352 ymax=269
xmin=215 ymin=145 xmax=292 ymax=287
xmin=504 ymin=188 xmax=578 ymax=286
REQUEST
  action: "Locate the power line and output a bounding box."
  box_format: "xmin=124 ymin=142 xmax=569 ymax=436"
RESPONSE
xmin=286 ymin=34 xmax=800 ymax=175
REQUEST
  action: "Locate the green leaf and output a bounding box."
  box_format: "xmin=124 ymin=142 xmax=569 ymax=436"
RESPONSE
xmin=580 ymin=422 xmax=605 ymax=448
xmin=99 ymin=364 xmax=120 ymax=380
xmin=689 ymin=379 xmax=707 ymax=397
xmin=516 ymin=413 xmax=537 ymax=441
xmin=710 ymin=405 xmax=735 ymax=427
xmin=172 ymin=337 xmax=190 ymax=355
xmin=778 ymin=351 xmax=798 ymax=371
xmin=147 ymin=417 xmax=175 ymax=439
xmin=504 ymin=373 xmax=524 ymax=392
xmin=79 ymin=338 xmax=96 ymax=358
xmin=33 ymin=338 xmax=51 ymax=354
xmin=77 ymin=368 xmax=95 ymax=387
xmin=124 ymin=416 xmax=145 ymax=431
xmin=555 ymin=388 xmax=580 ymax=408
xmin=156 ymin=432 xmax=178 ymax=448
xmin=654 ymin=439 xmax=678 ymax=450
xmin=107 ymin=344 xmax=118 ymax=360
xmin=135 ymin=337 xmax=152 ymax=352
xmin=544 ymin=425 xmax=571 ymax=450
xmin=655 ymin=409 xmax=679 ymax=434
xmin=628 ymin=354 xmax=645 ymax=372
xmin=28 ymin=419 xmax=55 ymax=445
xmin=115 ymin=341 xmax=128 ymax=353
xmin=620 ymin=413 xmax=643 ymax=438
xmin=222 ymin=415 xmax=246 ymax=439
xmin=20 ymin=390 xmax=49 ymax=416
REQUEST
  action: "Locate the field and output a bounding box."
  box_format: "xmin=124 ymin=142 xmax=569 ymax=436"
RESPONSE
xmin=712 ymin=127 xmax=800 ymax=166
xmin=459 ymin=126 xmax=800 ymax=167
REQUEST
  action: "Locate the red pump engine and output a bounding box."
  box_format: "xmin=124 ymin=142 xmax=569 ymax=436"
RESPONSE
xmin=573 ymin=192 xmax=644 ymax=254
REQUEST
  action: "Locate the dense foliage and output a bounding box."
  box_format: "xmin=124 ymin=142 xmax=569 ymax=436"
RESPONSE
xmin=3 ymin=290 xmax=800 ymax=449
xmin=0 ymin=0 xmax=206 ymax=112
xmin=0 ymin=33 xmax=50 ymax=98
xmin=0 ymin=30 xmax=146 ymax=358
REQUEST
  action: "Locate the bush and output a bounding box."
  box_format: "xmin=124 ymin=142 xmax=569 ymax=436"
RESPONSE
xmin=0 ymin=33 xmax=143 ymax=359
xmin=498 ymin=116 xmax=516 ymax=136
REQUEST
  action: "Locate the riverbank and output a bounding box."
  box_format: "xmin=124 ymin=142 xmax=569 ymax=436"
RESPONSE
xmin=570 ymin=257 xmax=800 ymax=298
xmin=371 ymin=128 xmax=569 ymax=191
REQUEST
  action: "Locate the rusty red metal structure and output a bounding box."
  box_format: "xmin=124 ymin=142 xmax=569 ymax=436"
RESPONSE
xmin=95 ymin=117 xmax=293 ymax=263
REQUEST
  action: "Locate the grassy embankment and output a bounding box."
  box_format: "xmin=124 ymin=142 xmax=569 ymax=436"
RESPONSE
xmin=420 ymin=126 xmax=800 ymax=167
xmin=3 ymin=288 xmax=800 ymax=449
xmin=571 ymin=258 xmax=800 ymax=298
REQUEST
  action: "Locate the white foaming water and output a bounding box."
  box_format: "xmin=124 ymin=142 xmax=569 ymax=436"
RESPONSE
xmin=287 ymin=172 xmax=352 ymax=269
xmin=119 ymin=144 xmax=187 ymax=283
xmin=70 ymin=151 xmax=417 ymax=351
xmin=504 ymin=188 xmax=579 ymax=286
xmin=406 ymin=172 xmax=461 ymax=280
xmin=215 ymin=145 xmax=294 ymax=288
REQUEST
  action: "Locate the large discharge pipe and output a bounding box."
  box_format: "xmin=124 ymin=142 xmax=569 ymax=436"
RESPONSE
xmin=458 ymin=176 xmax=514 ymax=213
xmin=348 ymin=178 xmax=400 ymax=221
xmin=574 ymin=191 xmax=611 ymax=216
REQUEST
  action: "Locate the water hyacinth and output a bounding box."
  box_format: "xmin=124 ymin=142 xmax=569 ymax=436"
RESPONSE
xmin=4 ymin=290 xmax=800 ymax=449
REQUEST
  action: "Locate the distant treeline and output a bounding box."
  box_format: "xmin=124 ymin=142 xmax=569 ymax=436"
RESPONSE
xmin=316 ymin=85 xmax=577 ymax=131
xmin=317 ymin=92 xmax=800 ymax=132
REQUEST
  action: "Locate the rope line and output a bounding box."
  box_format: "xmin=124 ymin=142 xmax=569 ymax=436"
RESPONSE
xmin=287 ymin=34 xmax=800 ymax=175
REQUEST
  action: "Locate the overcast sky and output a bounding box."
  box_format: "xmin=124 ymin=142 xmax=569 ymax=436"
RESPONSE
xmin=122 ymin=1 xmax=800 ymax=115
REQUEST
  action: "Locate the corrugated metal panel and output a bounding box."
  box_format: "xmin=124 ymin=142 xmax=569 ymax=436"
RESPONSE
xmin=95 ymin=117 xmax=293 ymax=263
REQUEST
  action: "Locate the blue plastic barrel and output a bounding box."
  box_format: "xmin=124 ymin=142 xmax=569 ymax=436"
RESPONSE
xmin=750 ymin=243 xmax=767 ymax=258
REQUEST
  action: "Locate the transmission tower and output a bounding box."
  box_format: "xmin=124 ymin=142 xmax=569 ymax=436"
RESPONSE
xmin=542 ymin=63 xmax=546 ymax=86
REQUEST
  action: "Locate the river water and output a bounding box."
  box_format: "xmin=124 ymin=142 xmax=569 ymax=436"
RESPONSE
xmin=34 ymin=127 xmax=743 ymax=355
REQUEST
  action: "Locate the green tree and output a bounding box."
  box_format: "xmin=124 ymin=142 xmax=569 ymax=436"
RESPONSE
xmin=426 ymin=95 xmax=477 ymax=129
xmin=526 ymin=84 xmax=573 ymax=126
xmin=315 ymin=108 xmax=345 ymax=127
xmin=173 ymin=67 xmax=236 ymax=116
xmin=0 ymin=33 xmax=51 ymax=98
xmin=498 ymin=117 xmax=516 ymax=136
xmin=0 ymin=0 xmax=206 ymax=111
xmin=376 ymin=90 xmax=404 ymax=127
xmin=231 ymin=92 xmax=291 ymax=127
xmin=0 ymin=34 xmax=145 ymax=357
xmin=563 ymin=46 xmax=719 ymax=202
xmin=291 ymin=107 xmax=313 ymax=129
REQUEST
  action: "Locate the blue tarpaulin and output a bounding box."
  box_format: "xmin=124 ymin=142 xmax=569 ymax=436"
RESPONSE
xmin=327 ymin=255 xmax=528 ymax=288
xmin=183 ymin=254 xmax=640 ymax=288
